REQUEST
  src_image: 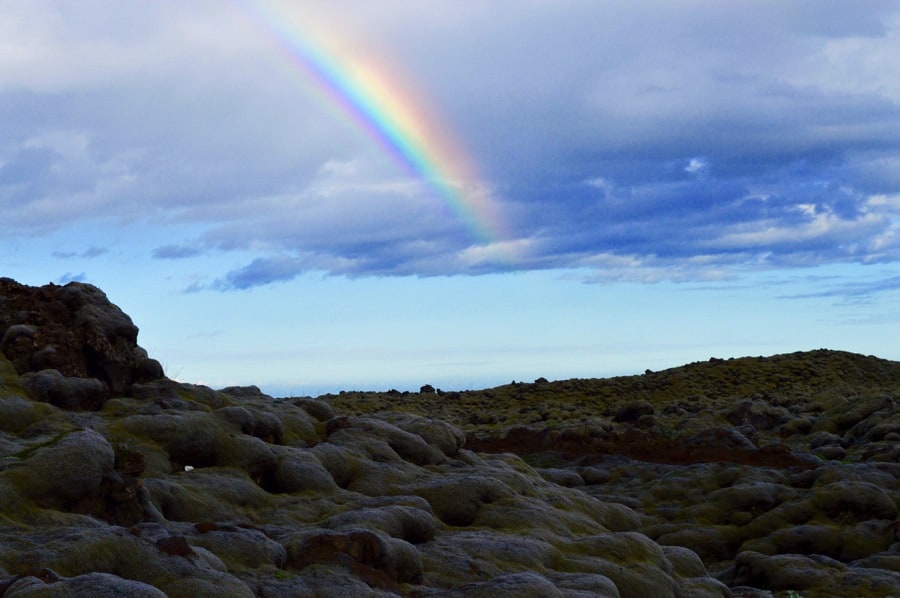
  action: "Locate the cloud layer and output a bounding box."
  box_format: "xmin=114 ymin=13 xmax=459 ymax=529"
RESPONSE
xmin=3 ymin=1 xmax=900 ymax=289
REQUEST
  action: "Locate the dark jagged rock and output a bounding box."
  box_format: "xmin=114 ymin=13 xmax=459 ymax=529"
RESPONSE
xmin=0 ymin=279 xmax=164 ymax=407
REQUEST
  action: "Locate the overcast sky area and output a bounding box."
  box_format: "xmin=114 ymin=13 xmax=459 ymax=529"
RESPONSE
xmin=4 ymin=1 xmax=900 ymax=395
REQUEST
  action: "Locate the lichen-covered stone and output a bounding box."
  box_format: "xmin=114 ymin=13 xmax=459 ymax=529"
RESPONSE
xmin=662 ymin=545 xmax=708 ymax=578
xmin=191 ymin=525 xmax=287 ymax=570
xmin=8 ymin=429 xmax=115 ymax=507
xmin=810 ymin=480 xmax=899 ymax=521
xmin=413 ymin=475 xmax=515 ymax=526
xmin=537 ymin=467 xmax=585 ymax=487
xmin=216 ymin=405 xmax=284 ymax=445
xmin=270 ymin=446 xmax=340 ymax=494
xmin=455 ymin=571 xmax=564 ymax=597
xmin=4 ymin=571 xmax=167 ymax=597
xmin=289 ymin=397 xmax=336 ymax=421
xmin=21 ymin=370 xmax=107 ymax=411
xmin=325 ymin=505 xmax=439 ymax=544
xmin=285 ymin=528 xmax=423 ymax=584
xmin=328 ymin=416 xmax=446 ymax=466
xmin=0 ymin=396 xmax=57 ymax=434
xmin=378 ymin=412 xmax=466 ymax=458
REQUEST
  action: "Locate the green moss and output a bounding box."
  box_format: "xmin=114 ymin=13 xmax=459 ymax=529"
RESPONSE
xmin=10 ymin=429 xmax=74 ymax=460
xmin=653 ymin=424 xmax=679 ymax=439
xmin=320 ymin=350 xmax=900 ymax=444
xmin=0 ymin=356 xmax=28 ymax=396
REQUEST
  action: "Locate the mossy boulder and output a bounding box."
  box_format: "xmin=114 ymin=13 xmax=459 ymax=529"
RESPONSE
xmin=6 ymin=429 xmax=114 ymax=508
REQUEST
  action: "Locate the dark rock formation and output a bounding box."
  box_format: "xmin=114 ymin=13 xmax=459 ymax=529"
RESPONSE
xmin=0 ymin=279 xmax=164 ymax=407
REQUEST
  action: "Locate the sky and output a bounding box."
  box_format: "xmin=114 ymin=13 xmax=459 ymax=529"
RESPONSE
xmin=3 ymin=1 xmax=900 ymax=396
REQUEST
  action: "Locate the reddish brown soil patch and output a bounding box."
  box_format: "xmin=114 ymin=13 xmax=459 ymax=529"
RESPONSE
xmin=466 ymin=426 xmax=820 ymax=469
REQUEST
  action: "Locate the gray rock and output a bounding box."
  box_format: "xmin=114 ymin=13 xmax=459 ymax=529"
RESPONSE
xmin=270 ymin=446 xmax=339 ymax=494
xmin=10 ymin=429 xmax=114 ymax=507
xmin=21 ymin=369 xmax=107 ymax=411
xmin=191 ymin=525 xmax=288 ymax=570
xmin=307 ymin=442 xmax=361 ymax=489
xmin=730 ymin=550 xmax=839 ymax=591
xmin=537 ymin=467 xmax=585 ymax=487
xmin=456 ymin=571 xmax=564 ymax=597
xmin=328 ymin=416 xmax=445 ymax=466
xmin=811 ymin=480 xmax=899 ymax=521
xmin=413 ymin=475 xmax=515 ymax=526
xmin=426 ymin=530 xmax=561 ymax=573
xmin=378 ymin=413 xmax=466 ymax=458
xmin=217 ymin=405 xmax=284 ymax=445
xmin=550 ymin=572 xmax=621 ymax=597
xmin=809 ymin=430 xmax=844 ymax=449
xmin=216 ymin=433 xmax=277 ymax=482
xmin=325 ymin=505 xmax=440 ymax=544
xmin=0 ymin=396 xmax=57 ymax=434
xmin=706 ymin=482 xmax=797 ymax=515
xmin=593 ymin=502 xmax=642 ymax=532
xmin=662 ymin=545 xmax=709 ymax=578
xmin=814 ymin=444 xmax=847 ymax=460
xmin=156 ymin=574 xmax=255 ymax=598
xmin=116 ymin=412 xmax=225 ymax=470
xmin=129 ymin=379 xmax=227 ymax=409
xmin=4 ymin=571 xmax=166 ymax=597
xmin=285 ymin=528 xmax=423 ymax=584
xmin=219 ymin=385 xmax=272 ymax=399
xmin=290 ymin=397 xmax=336 ymax=422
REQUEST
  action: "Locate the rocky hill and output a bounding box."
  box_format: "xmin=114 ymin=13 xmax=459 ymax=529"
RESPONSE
xmin=0 ymin=279 xmax=898 ymax=597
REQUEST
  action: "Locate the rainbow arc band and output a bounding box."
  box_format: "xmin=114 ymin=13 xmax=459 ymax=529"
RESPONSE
xmin=238 ymin=1 xmax=510 ymax=248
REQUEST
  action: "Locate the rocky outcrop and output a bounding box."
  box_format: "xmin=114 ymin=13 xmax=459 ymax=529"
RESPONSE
xmin=0 ymin=279 xmax=164 ymax=408
xmin=330 ymin=350 xmax=900 ymax=596
xmin=1 ymin=280 xmax=898 ymax=596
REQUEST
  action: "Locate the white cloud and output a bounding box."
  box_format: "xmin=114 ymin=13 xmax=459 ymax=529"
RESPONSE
xmin=714 ymin=210 xmax=887 ymax=251
xmin=685 ymin=158 xmax=708 ymax=174
xmin=792 ymin=14 xmax=900 ymax=100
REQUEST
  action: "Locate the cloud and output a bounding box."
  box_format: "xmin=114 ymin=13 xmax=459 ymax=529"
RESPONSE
xmin=52 ymin=246 xmax=108 ymax=259
xmin=782 ymin=273 xmax=900 ymax=303
xmin=153 ymin=244 xmax=203 ymax=259
xmin=0 ymin=130 xmax=138 ymax=234
xmin=213 ymin=255 xmax=308 ymax=291
xmin=56 ymin=272 xmax=87 ymax=284
xmin=685 ymin=158 xmax=708 ymax=175
xmin=81 ymin=246 xmax=107 ymax=258
xmin=4 ymin=2 xmax=900 ymax=286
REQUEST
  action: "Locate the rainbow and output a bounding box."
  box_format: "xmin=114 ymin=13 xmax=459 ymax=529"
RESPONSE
xmin=235 ymin=1 xmax=510 ymax=249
